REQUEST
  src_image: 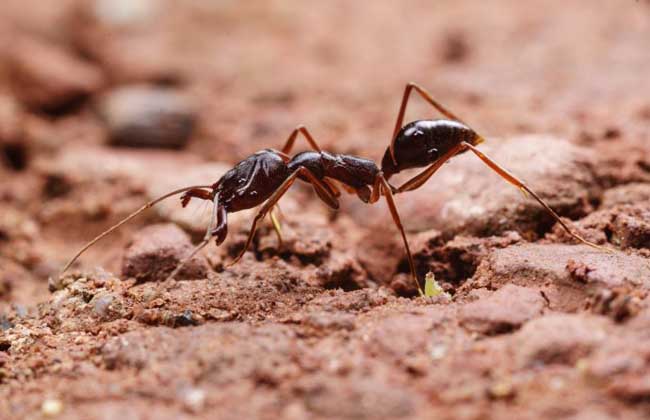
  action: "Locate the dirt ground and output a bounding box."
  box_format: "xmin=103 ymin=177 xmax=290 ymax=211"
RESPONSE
xmin=1 ymin=1 xmax=650 ymax=419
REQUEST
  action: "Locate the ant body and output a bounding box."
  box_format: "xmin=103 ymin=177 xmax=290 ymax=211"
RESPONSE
xmin=61 ymin=83 xmax=607 ymax=295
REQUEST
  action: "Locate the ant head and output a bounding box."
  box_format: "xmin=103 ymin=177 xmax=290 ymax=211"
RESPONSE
xmin=471 ymin=134 xmax=485 ymax=146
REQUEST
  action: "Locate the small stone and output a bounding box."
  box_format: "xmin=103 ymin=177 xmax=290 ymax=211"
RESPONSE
xmin=487 ymin=380 xmax=515 ymax=399
xmin=99 ymin=85 xmax=196 ymax=149
xmin=430 ymin=344 xmax=447 ymax=360
xmin=7 ymin=37 xmax=104 ymax=110
xmin=180 ymin=386 xmax=206 ymax=413
xmin=41 ymin=398 xmax=64 ymax=416
xmin=611 ymin=206 xmax=650 ymax=249
xmin=121 ymin=223 xmax=209 ymax=282
xmin=460 ymin=285 xmax=545 ymax=335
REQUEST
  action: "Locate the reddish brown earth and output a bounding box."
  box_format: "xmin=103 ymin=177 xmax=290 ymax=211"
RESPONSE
xmin=1 ymin=1 xmax=650 ymax=419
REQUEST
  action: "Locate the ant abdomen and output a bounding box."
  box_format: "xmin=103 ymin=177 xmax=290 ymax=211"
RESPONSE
xmin=381 ymin=119 xmax=479 ymax=178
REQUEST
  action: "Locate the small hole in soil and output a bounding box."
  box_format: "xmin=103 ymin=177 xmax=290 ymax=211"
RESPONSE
xmin=43 ymin=174 xmax=72 ymax=198
xmin=0 ymin=342 xmax=10 ymax=352
xmin=2 ymin=143 xmax=28 ymax=170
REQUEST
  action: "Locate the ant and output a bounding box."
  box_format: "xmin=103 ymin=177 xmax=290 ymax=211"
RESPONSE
xmin=61 ymin=83 xmax=608 ymax=296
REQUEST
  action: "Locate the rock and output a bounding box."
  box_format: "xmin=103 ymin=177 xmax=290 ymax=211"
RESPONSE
xmin=98 ymin=85 xmax=196 ymax=149
xmin=562 ymin=203 xmax=650 ymax=249
xmin=513 ymin=314 xmax=609 ymax=367
xmin=459 ymin=285 xmax=545 ymax=335
xmin=471 ymin=244 xmax=650 ymax=311
xmin=611 ymin=206 xmax=650 ymax=249
xmin=7 ymin=37 xmax=104 ymax=110
xmin=601 ymin=183 xmax=650 ymax=208
xmin=121 ymin=223 xmax=209 ymax=282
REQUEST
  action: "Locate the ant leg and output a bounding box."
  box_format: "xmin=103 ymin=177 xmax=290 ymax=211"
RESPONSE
xmin=281 ymin=125 xmax=324 ymax=154
xmin=377 ymin=175 xmax=423 ymax=296
xmin=163 ymin=193 xmax=222 ymax=285
xmin=60 ymin=184 xmax=213 ymax=275
xmin=390 ymin=82 xmax=468 ymax=164
xmin=270 ymin=206 xmax=283 ymax=245
xmin=228 ymin=167 xmax=339 ymax=266
xmin=322 ymin=178 xmax=342 ymax=197
xmin=394 ymin=144 xmax=465 ymax=193
xmin=461 ymin=142 xmax=612 ymax=253
xmin=368 ymin=175 xmax=383 ymax=204
xmin=180 ymin=188 xmax=213 ymax=207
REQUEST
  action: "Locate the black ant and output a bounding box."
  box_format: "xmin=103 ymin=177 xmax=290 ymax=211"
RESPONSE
xmin=61 ymin=83 xmax=608 ymax=296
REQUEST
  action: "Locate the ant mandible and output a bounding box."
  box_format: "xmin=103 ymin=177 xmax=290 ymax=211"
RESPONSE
xmin=61 ymin=83 xmax=608 ymax=296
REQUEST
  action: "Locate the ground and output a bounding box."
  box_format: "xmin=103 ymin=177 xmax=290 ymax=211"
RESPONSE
xmin=1 ymin=1 xmax=650 ymax=419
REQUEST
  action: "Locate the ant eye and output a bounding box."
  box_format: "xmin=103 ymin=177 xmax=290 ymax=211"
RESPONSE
xmin=427 ymin=148 xmax=438 ymax=156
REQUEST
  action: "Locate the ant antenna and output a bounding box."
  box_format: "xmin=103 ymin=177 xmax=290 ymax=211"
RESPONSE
xmin=59 ymin=185 xmax=213 ymax=275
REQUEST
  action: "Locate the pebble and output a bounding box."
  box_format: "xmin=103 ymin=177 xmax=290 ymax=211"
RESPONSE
xmin=98 ymin=85 xmax=196 ymax=149
xmin=7 ymin=37 xmax=104 ymax=110
xmin=121 ymin=223 xmax=209 ymax=282
xmin=41 ymin=398 xmax=64 ymax=416
xmin=180 ymin=386 xmax=206 ymax=413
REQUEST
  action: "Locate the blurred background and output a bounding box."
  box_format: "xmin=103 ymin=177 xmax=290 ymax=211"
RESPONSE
xmin=0 ymin=0 xmax=649 ymax=300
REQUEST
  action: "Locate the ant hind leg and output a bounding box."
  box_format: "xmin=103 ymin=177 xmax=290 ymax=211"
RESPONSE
xmin=281 ymin=125 xmax=324 ymax=154
xmin=376 ymin=175 xmax=423 ymax=296
xmin=461 ymin=141 xmax=612 ymax=253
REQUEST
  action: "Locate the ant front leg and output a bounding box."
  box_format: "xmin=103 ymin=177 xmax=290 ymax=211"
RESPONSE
xmin=389 ymin=82 xmax=469 ymax=164
xmin=163 ymin=193 xmax=224 ymax=285
xmin=281 ymin=125 xmax=324 ymax=154
xmin=368 ymin=174 xmax=422 ymax=295
xmin=180 ymin=188 xmax=213 ymax=207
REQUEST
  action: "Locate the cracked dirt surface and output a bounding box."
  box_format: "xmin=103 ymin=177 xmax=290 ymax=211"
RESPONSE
xmin=1 ymin=1 xmax=650 ymax=419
